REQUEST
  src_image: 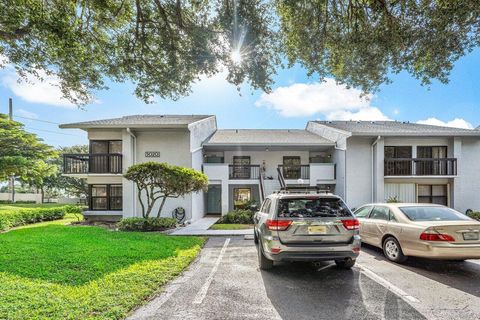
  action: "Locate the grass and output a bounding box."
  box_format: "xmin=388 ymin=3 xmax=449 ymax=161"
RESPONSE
xmin=0 ymin=223 xmax=205 ymax=319
xmin=0 ymin=203 xmax=68 ymax=210
xmin=210 ymin=223 xmax=253 ymax=230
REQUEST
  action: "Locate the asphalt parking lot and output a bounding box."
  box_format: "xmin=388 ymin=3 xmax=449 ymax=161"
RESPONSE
xmin=129 ymin=237 xmax=480 ymax=320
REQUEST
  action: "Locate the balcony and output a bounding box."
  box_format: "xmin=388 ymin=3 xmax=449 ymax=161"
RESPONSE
xmin=384 ymin=158 xmax=457 ymax=176
xmin=278 ymin=165 xmax=310 ymax=180
xmin=228 ymin=165 xmax=260 ymax=179
xmin=63 ymin=153 xmax=123 ymax=174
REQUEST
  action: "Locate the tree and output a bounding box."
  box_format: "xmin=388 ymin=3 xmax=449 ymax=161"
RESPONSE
xmin=124 ymin=162 xmax=208 ymax=218
xmin=1 ymin=1 xmax=479 ymax=101
xmin=0 ymin=114 xmax=57 ymax=181
xmin=19 ymin=160 xmax=57 ymax=203
xmin=43 ymin=145 xmax=89 ymax=198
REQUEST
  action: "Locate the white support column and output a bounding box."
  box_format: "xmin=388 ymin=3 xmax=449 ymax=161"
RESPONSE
xmin=452 ymin=137 xmax=462 ymax=210
xmin=122 ymin=130 xmax=135 ymax=217
xmin=374 ymin=138 xmax=385 ymax=202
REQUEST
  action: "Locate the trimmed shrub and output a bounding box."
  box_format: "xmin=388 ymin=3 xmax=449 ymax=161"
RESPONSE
xmin=0 ymin=207 xmax=67 ymax=231
xmin=117 ymin=217 xmax=177 ymax=232
xmin=467 ymin=211 xmax=480 ymax=221
xmin=218 ymin=209 xmax=254 ymax=224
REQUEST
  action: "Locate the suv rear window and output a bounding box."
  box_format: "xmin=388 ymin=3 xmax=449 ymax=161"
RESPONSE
xmin=277 ymin=197 xmax=352 ymax=218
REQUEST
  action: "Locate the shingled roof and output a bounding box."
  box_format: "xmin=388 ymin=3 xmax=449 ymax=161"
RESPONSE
xmin=59 ymin=115 xmax=214 ymax=129
xmin=204 ymin=129 xmax=334 ymax=145
xmin=313 ymin=121 xmax=480 ymax=136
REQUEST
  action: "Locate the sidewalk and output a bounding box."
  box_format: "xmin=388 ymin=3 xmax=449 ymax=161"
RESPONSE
xmin=171 ymin=217 xmax=254 ymax=236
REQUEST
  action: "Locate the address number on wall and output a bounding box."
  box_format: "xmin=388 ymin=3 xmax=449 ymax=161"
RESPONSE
xmin=145 ymin=151 xmax=161 ymax=158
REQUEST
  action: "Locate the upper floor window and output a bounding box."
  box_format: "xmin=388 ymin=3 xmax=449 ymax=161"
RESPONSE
xmin=384 ymin=146 xmax=412 ymax=159
xmin=90 ymin=140 xmax=122 ymax=154
xmin=417 ymin=146 xmax=447 ymax=158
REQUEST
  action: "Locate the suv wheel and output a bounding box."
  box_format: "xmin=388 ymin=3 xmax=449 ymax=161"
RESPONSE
xmin=253 ymin=228 xmax=259 ymax=244
xmin=383 ymin=237 xmax=407 ymax=263
xmin=335 ymin=258 xmax=356 ymax=269
xmin=257 ymin=241 xmax=273 ymax=270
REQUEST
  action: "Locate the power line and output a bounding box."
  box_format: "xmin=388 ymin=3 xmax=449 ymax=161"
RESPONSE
xmin=25 ymin=126 xmax=84 ymax=137
xmin=14 ymin=115 xmax=61 ymax=125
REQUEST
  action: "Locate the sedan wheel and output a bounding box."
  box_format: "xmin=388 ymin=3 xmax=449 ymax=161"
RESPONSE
xmin=383 ymin=237 xmax=407 ymax=263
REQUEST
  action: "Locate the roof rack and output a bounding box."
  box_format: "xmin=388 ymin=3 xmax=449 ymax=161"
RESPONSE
xmin=272 ymin=188 xmax=333 ymax=195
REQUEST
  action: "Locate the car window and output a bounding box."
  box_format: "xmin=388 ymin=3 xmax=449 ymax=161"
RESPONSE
xmin=388 ymin=210 xmax=397 ymax=222
xmin=370 ymin=206 xmax=389 ymax=220
xmin=354 ymin=206 xmax=372 ymax=218
xmin=399 ymin=206 xmax=472 ymax=221
xmin=277 ymin=197 xmax=352 ymax=218
xmin=262 ymin=199 xmax=271 ymax=213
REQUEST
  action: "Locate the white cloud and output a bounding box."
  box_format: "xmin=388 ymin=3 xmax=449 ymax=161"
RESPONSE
xmin=416 ymin=118 xmax=473 ymax=129
xmin=16 ymin=109 xmax=39 ymax=119
xmin=1 ymin=69 xmax=76 ymax=108
xmin=326 ymin=107 xmax=391 ymax=121
xmin=255 ymin=79 xmax=390 ymax=120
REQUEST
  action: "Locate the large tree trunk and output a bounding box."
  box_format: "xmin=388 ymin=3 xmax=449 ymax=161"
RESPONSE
xmin=41 ymin=187 xmax=44 ymax=203
xmin=156 ymin=197 xmax=167 ymax=218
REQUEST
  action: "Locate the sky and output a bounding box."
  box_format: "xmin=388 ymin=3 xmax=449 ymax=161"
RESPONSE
xmin=1 ymin=48 xmax=479 ymax=147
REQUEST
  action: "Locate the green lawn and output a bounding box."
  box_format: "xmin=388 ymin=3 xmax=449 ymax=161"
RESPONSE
xmin=210 ymin=223 xmax=253 ymax=230
xmin=0 ymin=222 xmax=205 ymax=319
xmin=0 ymin=203 xmax=68 ymax=211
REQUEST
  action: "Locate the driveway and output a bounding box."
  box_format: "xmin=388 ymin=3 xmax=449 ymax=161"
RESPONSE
xmin=128 ymin=237 xmax=480 ymax=320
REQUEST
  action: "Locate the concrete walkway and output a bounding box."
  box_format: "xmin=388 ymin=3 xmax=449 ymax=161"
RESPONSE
xmin=171 ymin=217 xmax=253 ymax=236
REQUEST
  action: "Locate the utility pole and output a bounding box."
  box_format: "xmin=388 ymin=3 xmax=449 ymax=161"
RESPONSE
xmin=8 ymin=98 xmax=15 ymax=203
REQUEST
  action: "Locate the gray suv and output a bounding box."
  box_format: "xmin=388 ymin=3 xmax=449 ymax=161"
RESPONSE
xmin=254 ymin=191 xmax=361 ymax=270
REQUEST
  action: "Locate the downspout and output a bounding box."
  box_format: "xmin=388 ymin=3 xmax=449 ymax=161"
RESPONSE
xmin=334 ymin=142 xmax=347 ymax=201
xmin=371 ymin=136 xmax=381 ymax=202
xmin=126 ymin=128 xmax=137 ymax=216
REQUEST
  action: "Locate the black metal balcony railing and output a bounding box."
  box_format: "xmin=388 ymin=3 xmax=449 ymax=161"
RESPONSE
xmin=384 ymin=158 xmax=457 ymax=176
xmin=228 ymin=165 xmax=260 ymax=179
xmin=63 ymin=153 xmax=123 ymax=174
xmin=278 ymin=165 xmax=310 ymax=180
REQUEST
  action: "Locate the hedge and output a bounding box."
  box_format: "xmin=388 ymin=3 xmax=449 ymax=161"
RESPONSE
xmin=0 ymin=206 xmax=82 ymax=231
xmin=117 ymin=217 xmax=177 ymax=232
xmin=467 ymin=211 xmax=480 ymax=221
xmin=217 ymin=209 xmax=254 ymax=224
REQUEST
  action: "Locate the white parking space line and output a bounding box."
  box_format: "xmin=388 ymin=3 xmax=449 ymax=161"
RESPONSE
xmin=192 ymin=238 xmax=231 ymax=305
xmin=357 ymin=263 xmax=420 ymax=303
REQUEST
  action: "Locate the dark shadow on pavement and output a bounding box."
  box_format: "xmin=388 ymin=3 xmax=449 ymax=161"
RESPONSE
xmin=260 ymin=261 xmax=426 ymax=320
xmin=361 ymin=243 xmax=480 ymax=298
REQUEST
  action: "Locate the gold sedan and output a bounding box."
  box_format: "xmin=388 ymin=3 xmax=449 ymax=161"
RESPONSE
xmin=354 ymin=203 xmax=480 ymax=262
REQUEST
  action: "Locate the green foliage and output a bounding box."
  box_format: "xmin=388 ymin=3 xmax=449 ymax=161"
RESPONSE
xmin=0 ymin=224 xmax=204 ymax=319
xmin=386 ymin=196 xmax=401 ymax=203
xmin=124 ymin=162 xmax=208 ymax=218
xmin=218 ymin=209 xmax=254 ymax=224
xmin=467 ymin=211 xmax=480 ymax=221
xmin=0 ymin=114 xmax=57 ymax=180
xmin=0 ymin=0 xmax=277 ymax=105
xmin=0 ymin=206 xmax=67 ymax=231
xmin=2 ymin=1 xmax=478 ymax=101
xmin=117 ymin=217 xmax=177 ymax=232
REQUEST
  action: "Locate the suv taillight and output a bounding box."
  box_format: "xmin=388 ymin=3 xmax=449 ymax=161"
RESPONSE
xmin=420 ymin=232 xmax=455 ymax=242
xmin=266 ymin=219 xmax=292 ymax=231
xmin=341 ymin=219 xmax=359 ymax=230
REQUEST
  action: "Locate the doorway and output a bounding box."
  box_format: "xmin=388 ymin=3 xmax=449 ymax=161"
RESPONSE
xmin=206 ymin=185 xmax=222 ymax=215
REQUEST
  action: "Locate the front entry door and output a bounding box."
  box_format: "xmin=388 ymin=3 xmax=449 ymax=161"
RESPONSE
xmin=206 ymin=185 xmax=222 ymax=215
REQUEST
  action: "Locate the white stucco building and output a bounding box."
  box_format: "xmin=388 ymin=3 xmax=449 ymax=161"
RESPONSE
xmin=60 ymin=115 xmax=480 ymax=221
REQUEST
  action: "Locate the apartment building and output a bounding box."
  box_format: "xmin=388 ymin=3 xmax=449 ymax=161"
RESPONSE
xmin=60 ymin=115 xmax=480 ymax=221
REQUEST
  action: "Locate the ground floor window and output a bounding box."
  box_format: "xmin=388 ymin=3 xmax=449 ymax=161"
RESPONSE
xmin=234 ymin=188 xmax=251 ymax=209
xmin=418 ymin=184 xmax=448 ymax=206
xmin=89 ymin=184 xmax=122 ymax=210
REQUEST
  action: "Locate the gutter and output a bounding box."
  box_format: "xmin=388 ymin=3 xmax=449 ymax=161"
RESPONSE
xmin=371 ymin=136 xmax=381 ymax=202
xmin=126 ymin=128 xmax=137 ymax=217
